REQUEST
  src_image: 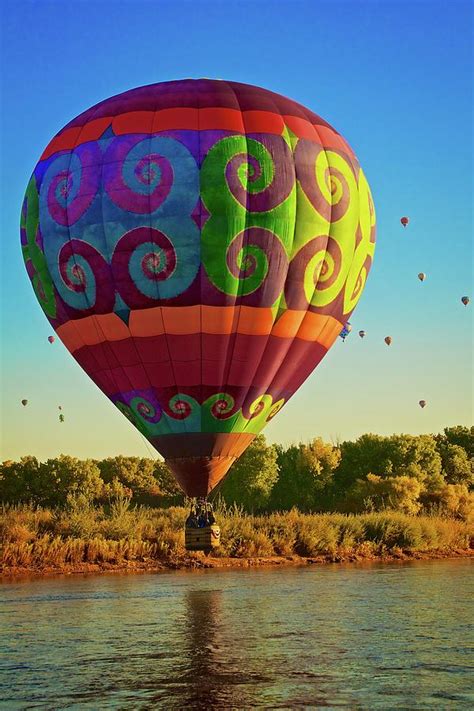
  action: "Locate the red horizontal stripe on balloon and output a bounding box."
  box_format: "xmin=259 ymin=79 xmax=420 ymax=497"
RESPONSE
xmin=42 ymin=110 xmax=355 ymax=159
xmin=40 ymin=118 xmax=112 ymax=160
xmin=56 ymin=308 xmax=343 ymax=354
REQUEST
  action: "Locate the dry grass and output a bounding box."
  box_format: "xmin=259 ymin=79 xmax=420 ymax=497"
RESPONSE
xmin=0 ymin=503 xmax=471 ymax=570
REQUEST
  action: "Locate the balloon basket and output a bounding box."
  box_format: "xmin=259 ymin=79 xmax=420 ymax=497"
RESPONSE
xmin=185 ymin=524 xmax=221 ymax=552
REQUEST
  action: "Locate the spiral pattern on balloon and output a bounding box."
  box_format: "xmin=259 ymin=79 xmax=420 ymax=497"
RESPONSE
xmin=103 ymin=136 xmax=174 ymax=213
xmin=58 ymin=239 xmax=115 ymax=313
xmin=21 ymin=176 xmax=57 ymax=318
xmin=130 ymin=395 xmax=162 ymax=424
xmin=221 ymin=227 xmax=288 ymax=306
xmin=285 ymin=235 xmax=343 ymax=310
xmin=206 ymin=393 xmax=236 ymax=419
xmin=166 ymin=393 xmax=198 ymax=420
xmin=111 ymin=227 xmax=179 ymax=308
xmin=224 ymin=135 xmax=294 ymax=212
xmin=344 ymin=253 xmax=372 ymax=314
xmin=266 ymin=398 xmax=285 ymax=422
xmin=295 ymin=140 xmax=352 ymax=223
xmin=115 ymin=401 xmax=148 ymax=435
xmin=44 ymin=143 xmax=101 ymax=226
xmin=247 ymin=396 xmax=266 ymax=419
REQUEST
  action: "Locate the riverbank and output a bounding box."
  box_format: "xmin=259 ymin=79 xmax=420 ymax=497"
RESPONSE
xmin=1 ymin=504 xmax=472 ymax=577
xmin=1 ymin=547 xmax=473 ymax=579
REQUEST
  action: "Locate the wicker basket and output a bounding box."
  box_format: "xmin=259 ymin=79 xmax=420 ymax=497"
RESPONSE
xmin=185 ymin=524 xmax=221 ymax=551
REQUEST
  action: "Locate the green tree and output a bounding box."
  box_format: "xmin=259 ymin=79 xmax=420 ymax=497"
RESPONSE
xmin=38 ymin=455 xmax=105 ymax=507
xmin=216 ymin=435 xmax=279 ymax=511
xmin=97 ymin=456 xmax=158 ymax=497
xmin=438 ymin=425 xmax=474 ymax=459
xmin=346 ymin=474 xmax=423 ymax=515
xmin=333 ymin=433 xmax=443 ymax=501
xmin=437 ymin=443 xmax=473 ymax=487
xmin=270 ymin=438 xmax=341 ymax=511
xmin=0 ymin=456 xmax=42 ymax=503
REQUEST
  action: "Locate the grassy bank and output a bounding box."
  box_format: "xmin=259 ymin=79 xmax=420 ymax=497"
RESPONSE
xmin=1 ymin=502 xmax=472 ymax=575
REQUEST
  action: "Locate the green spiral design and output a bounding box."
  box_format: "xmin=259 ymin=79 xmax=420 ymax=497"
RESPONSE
xmin=21 ymin=176 xmax=56 ymax=318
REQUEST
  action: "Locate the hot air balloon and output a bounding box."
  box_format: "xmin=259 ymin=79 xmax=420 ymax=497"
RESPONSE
xmin=20 ymin=79 xmax=376 ymax=501
xmin=359 ymin=330 xmax=366 ymax=338
xmin=21 ymin=399 xmax=28 ymax=407
xmin=59 ymin=414 xmax=65 ymax=423
xmin=339 ymin=322 xmax=352 ymax=341
xmin=48 ymin=335 xmax=55 ymax=343
xmin=418 ymin=273 xmax=426 ymax=282
xmin=384 ymin=336 xmax=392 ymax=346
xmin=400 ymin=216 xmax=409 ymax=227
xmin=58 ymin=405 xmax=62 ymax=411
xmin=419 ymin=400 xmax=427 ymax=409
xmin=461 ymin=296 xmax=470 ymax=306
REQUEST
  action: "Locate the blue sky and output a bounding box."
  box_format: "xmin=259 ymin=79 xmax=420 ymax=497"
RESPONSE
xmin=1 ymin=0 xmax=472 ymax=461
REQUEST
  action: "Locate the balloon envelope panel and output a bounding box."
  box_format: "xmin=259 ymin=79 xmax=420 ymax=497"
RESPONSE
xmin=21 ymin=79 xmax=376 ymax=495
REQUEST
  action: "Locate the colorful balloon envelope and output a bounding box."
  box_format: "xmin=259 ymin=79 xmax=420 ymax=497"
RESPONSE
xmin=461 ymin=296 xmax=470 ymax=306
xmin=400 ymin=216 xmax=409 ymax=227
xmin=384 ymin=336 xmax=392 ymax=346
xmin=48 ymin=335 xmax=55 ymax=343
xmin=21 ymin=79 xmax=376 ymax=496
xmin=418 ymin=273 xmax=426 ymax=282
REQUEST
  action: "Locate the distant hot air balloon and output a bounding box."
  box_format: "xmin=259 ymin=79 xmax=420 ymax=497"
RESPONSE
xmin=21 ymin=399 xmax=28 ymax=407
xmin=400 ymin=216 xmax=409 ymax=227
xmin=461 ymin=296 xmax=470 ymax=306
xmin=359 ymin=330 xmax=366 ymax=338
xmin=59 ymin=414 xmax=65 ymax=423
xmin=48 ymin=335 xmax=55 ymax=344
xmin=384 ymin=336 xmax=392 ymax=346
xmin=419 ymin=400 xmax=427 ymax=409
xmin=21 ymin=79 xmax=376 ymax=499
xmin=418 ymin=273 xmax=426 ymax=282
xmin=58 ymin=405 xmax=62 ymax=411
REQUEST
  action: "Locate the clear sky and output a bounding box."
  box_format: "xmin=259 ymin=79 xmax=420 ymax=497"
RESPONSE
xmin=1 ymin=0 xmax=472 ymax=462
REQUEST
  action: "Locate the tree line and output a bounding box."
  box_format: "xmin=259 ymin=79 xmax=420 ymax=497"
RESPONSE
xmin=1 ymin=426 xmax=472 ymax=519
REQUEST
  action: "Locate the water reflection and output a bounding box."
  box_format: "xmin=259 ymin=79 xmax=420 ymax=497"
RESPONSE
xmin=1 ymin=560 xmax=472 ymax=709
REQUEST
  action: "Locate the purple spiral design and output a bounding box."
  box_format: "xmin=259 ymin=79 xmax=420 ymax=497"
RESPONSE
xmin=58 ymin=239 xmax=115 ymax=314
xmin=294 ymin=140 xmax=351 ymax=222
xmin=225 ymin=135 xmax=294 ymax=212
xmin=103 ymin=136 xmax=173 ymax=213
xmin=225 ymin=227 xmax=288 ymax=307
xmin=134 ymin=398 xmax=162 ymax=424
xmin=111 ymin=227 xmax=177 ymax=309
xmin=47 ymin=143 xmax=101 ymax=226
xmin=285 ymin=235 xmax=343 ymax=310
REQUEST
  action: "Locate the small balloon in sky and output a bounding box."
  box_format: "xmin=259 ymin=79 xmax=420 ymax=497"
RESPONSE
xmin=358 ymin=330 xmax=366 ymax=338
xmin=417 ymin=272 xmax=426 ymax=282
xmin=48 ymin=335 xmax=55 ymax=344
xmin=419 ymin=400 xmax=427 ymax=409
xmin=461 ymin=296 xmax=470 ymax=306
xmin=21 ymin=399 xmax=28 ymax=407
xmin=400 ymin=216 xmax=409 ymax=227
xmin=384 ymin=336 xmax=392 ymax=346
xmin=59 ymin=414 xmax=65 ymax=423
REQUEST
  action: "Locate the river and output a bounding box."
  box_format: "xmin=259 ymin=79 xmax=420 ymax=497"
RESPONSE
xmin=1 ymin=559 xmax=472 ymax=709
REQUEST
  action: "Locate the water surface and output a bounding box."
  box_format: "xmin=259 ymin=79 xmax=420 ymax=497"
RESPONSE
xmin=1 ymin=559 xmax=473 ymax=709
